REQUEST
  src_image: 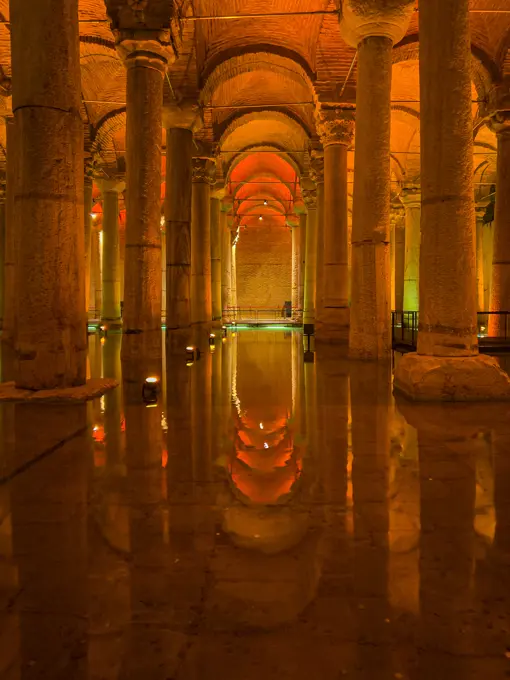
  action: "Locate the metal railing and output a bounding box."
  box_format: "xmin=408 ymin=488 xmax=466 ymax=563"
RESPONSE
xmin=223 ymin=307 xmax=302 ymax=325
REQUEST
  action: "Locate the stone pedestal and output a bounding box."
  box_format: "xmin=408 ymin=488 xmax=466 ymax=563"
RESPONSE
xmin=402 ymin=188 xmax=421 ymax=312
xmin=191 ymin=157 xmax=215 ymax=345
xmin=210 ymin=196 xmax=222 ymax=325
xmin=302 ymin=190 xmax=317 ymax=328
xmin=394 ymin=0 xmax=510 ymax=401
xmin=316 ymin=107 xmax=354 ymax=342
xmin=340 ymin=0 xmax=413 ymax=358
xmin=489 ymin=125 xmax=510 ymax=335
xmin=100 ymin=180 xmax=124 ymax=327
xmin=120 ymin=39 xmax=168 ymax=359
xmin=10 ymin=0 xmax=86 ymax=389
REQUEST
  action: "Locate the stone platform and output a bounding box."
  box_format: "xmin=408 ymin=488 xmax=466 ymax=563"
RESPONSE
xmin=0 ymin=378 xmax=119 ymax=403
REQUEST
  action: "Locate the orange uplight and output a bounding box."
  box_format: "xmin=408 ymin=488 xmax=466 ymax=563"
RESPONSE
xmin=162 ymin=449 xmax=168 ymax=468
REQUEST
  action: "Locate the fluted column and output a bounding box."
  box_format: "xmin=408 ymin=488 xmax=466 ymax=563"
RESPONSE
xmin=402 ymin=187 xmax=421 ymax=312
xmin=191 ymin=156 xmax=215 ymax=344
xmin=291 ymin=225 xmax=300 ymax=318
xmin=100 ymin=179 xmax=124 ymax=327
xmin=221 ymin=208 xmax=232 ymax=320
xmin=489 ymin=101 xmax=510 ymax=334
xmin=303 ymin=190 xmax=317 ymax=329
xmin=118 ymin=39 xmax=169 ymax=358
xmin=394 ymin=0 xmax=510 ymax=400
xmin=210 ymin=195 xmax=222 ymax=325
xmin=10 ymin=0 xmax=86 ymax=389
xmin=340 ymin=0 xmax=413 ymax=359
xmin=315 ymin=106 xmax=355 ymax=341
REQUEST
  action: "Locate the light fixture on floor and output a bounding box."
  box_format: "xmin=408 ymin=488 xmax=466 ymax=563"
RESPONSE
xmin=209 ymin=333 xmax=216 ymax=347
xmin=142 ymin=376 xmax=160 ymax=404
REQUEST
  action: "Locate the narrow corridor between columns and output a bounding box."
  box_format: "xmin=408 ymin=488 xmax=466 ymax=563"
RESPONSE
xmin=1 ymin=329 xmax=510 ymax=679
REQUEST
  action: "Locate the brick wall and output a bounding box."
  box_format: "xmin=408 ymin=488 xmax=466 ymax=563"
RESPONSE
xmin=236 ymin=223 xmax=291 ymax=310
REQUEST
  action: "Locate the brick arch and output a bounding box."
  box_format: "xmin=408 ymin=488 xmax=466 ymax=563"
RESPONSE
xmin=225 ymin=146 xmax=305 ymax=182
xmin=91 ymin=108 xmax=126 ymax=165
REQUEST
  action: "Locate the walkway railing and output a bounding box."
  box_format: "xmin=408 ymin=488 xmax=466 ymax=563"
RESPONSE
xmin=223 ymin=307 xmax=302 ymax=325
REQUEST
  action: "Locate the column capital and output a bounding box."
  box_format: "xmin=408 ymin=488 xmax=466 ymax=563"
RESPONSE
xmin=192 ymin=157 xmax=216 ymax=185
xmin=162 ymin=98 xmax=203 ymax=132
xmin=116 ymin=34 xmax=173 ymax=74
xmin=315 ymin=105 xmax=355 ymax=147
xmin=302 ymin=188 xmax=317 ymax=210
xmin=309 ymin=149 xmax=324 ymax=185
xmin=483 ymin=79 xmax=510 ymax=137
xmin=98 ymin=178 xmax=126 ymax=194
xmin=339 ymin=0 xmax=414 ymax=48
xmin=400 ymin=186 xmax=421 ymax=208
xmin=390 ymin=204 xmax=405 ymax=226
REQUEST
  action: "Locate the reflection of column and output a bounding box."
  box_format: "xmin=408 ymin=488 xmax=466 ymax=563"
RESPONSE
xmin=299 ymin=212 xmax=306 ymax=318
xmin=402 ymin=188 xmax=421 ymax=312
xmin=102 ymin=334 xmax=122 ymax=466
xmin=191 ymin=157 xmax=215 ymax=344
xmin=395 ymin=0 xmax=510 ymax=400
xmin=84 ymin=174 xmax=93 ymax=317
xmin=303 ymin=191 xmax=317 ymax=328
xmin=100 ymin=180 xmax=123 ymax=327
xmin=489 ymin=117 xmax=510 ymax=334
xmin=11 ymin=404 xmax=88 ymax=678
xmin=475 ymin=207 xmax=485 ymax=312
xmin=11 ymin=0 xmax=86 ymax=389
xmin=120 ymin=40 xmax=167 ymax=357
xmin=340 ymin=1 xmax=412 ymax=359
xmin=221 ymin=209 xmax=232 ymax=320
xmin=291 ymin=226 xmax=300 ymax=318
xmin=316 ymin=108 xmax=355 ymax=341
xmin=210 ymin=196 xmax=222 ymax=325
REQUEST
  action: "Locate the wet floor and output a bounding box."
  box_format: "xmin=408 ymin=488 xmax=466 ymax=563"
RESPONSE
xmin=0 ymin=330 xmax=510 ymax=679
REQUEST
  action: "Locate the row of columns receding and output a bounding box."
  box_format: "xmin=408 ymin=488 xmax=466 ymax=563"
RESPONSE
xmin=1 ymin=0 xmax=510 ymax=401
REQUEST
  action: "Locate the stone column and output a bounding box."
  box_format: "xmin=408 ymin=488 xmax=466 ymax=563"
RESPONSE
xmin=231 ymin=231 xmax=238 ymax=313
xmin=191 ymin=156 xmax=215 ymax=344
xmin=0 ymin=184 xmax=5 ymax=330
xmin=161 ymin=226 xmax=166 ymax=322
xmin=315 ymin=107 xmax=355 ymax=342
xmin=475 ymin=206 xmax=485 ymax=312
xmin=489 ymin=103 xmax=510 ymax=335
xmin=299 ymin=212 xmax=306 ymax=319
xmin=394 ymin=0 xmax=510 ymax=400
xmin=100 ymin=179 xmax=124 ymax=327
xmin=392 ymin=205 xmax=406 ymax=311
xmin=10 ymin=0 xmax=86 ymax=389
xmin=291 ymin=225 xmax=300 ymax=318
xmin=402 ymin=187 xmax=421 ymax=312
xmin=339 ymin=0 xmax=413 ymax=359
xmin=163 ymin=101 xmax=199 ymax=350
xmin=84 ymin=172 xmax=93 ymax=317
xmin=91 ymin=226 xmax=102 ymax=319
xmin=210 ymin=195 xmax=222 ymax=325
xmin=311 ymin=153 xmax=325 ymax=330
xmin=221 ymin=208 xmax=232 ymax=320
xmin=483 ymin=220 xmax=495 ymax=312
xmin=303 ymin=189 xmax=317 ymax=329
xmin=2 ymin=118 xmax=18 ymax=349
xmin=118 ymin=38 xmax=169 ymax=358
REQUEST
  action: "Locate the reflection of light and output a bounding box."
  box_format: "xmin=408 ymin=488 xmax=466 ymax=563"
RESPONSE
xmin=161 ymin=413 xmax=168 ymax=432
xmin=100 ymin=337 xmax=105 ymax=345
xmin=146 ymin=404 xmax=157 ymax=408
xmin=264 ymin=442 xmax=269 ymax=449
xmin=481 ymin=326 xmax=486 ymax=332
xmin=145 ymin=376 xmax=159 ymax=384
xmin=160 ymin=215 xmax=165 ymax=227
xmin=186 ymin=346 xmax=194 ymax=352
xmin=90 ymin=212 xmax=97 ymax=220
xmin=162 ymin=450 xmax=168 ymax=468
xmin=259 ymin=423 xmax=264 ymax=430
xmin=100 ymin=396 xmax=105 ymax=414
xmin=263 ymin=199 xmax=268 ymax=206
xmin=258 ymin=215 xmax=263 ymax=221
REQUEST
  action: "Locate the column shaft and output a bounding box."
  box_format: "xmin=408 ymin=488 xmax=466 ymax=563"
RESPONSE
xmin=322 ymin=142 xmax=350 ymax=339
xmin=475 ymin=210 xmax=485 ymax=312
xmin=84 ymin=177 xmax=93 ymax=317
xmin=3 ymin=119 xmax=18 ymax=348
xmin=91 ymin=228 xmax=102 ymax=319
xmin=101 ymin=190 xmax=121 ymax=325
xmin=165 ymin=127 xmax=192 ymax=346
xmin=315 ymin=180 xmax=325 ymax=327
xmin=191 ymin=160 xmax=213 ymax=341
xmin=291 ymin=226 xmax=300 ymax=318
xmin=161 ymin=229 xmax=166 ymax=322
xmin=231 ymin=238 xmax=238 ymax=313
xmin=394 ymin=212 xmax=406 ymax=311
xmin=403 ymin=194 xmax=421 ymax=312
xmin=299 ymin=212 xmax=306 ymax=317
xmin=490 ymin=132 xmax=510 ymax=334
xmin=483 ymin=221 xmax=494 ymax=312
xmin=416 ymin=0 xmax=476 ymax=356
xmin=210 ymin=197 xmax=222 ymax=325
xmin=0 ymin=199 xmax=4 ymax=329
xmin=123 ymin=53 xmax=164 ymax=353
xmin=221 ymin=212 xmax=232 ymax=319
xmin=390 ymin=219 xmax=395 ymax=311
xmin=349 ymin=36 xmax=393 ymax=358
xmin=10 ymin=0 xmax=86 ymax=389
xmin=303 ymin=201 xmax=317 ymax=328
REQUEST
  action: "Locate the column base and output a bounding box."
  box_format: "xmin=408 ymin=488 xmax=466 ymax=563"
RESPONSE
xmin=394 ymin=352 xmax=510 ymax=401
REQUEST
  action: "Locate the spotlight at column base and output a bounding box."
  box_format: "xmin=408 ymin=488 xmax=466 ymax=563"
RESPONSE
xmin=394 ymin=353 xmax=510 ymax=402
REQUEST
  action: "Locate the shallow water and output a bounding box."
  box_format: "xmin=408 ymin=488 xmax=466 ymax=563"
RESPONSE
xmin=0 ymin=329 xmax=509 ymax=679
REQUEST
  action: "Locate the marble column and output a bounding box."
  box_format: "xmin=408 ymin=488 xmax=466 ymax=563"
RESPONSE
xmin=0 ymin=185 xmax=5 ymax=330
xmin=489 ymin=112 xmax=510 ymax=335
xmin=316 ymin=107 xmax=355 ymax=342
xmin=210 ymin=196 xmax=222 ymax=326
xmin=483 ymin=220 xmax=495 ymax=313
xmin=339 ymin=0 xmax=413 ymax=359
xmin=392 ymin=206 xmax=406 ymax=311
xmin=2 ymin=118 xmax=17 ymax=349
xmin=475 ymin=207 xmax=485 ymax=312
xmin=91 ymin=227 xmax=102 ymax=319
xmin=221 ymin=208 xmax=232 ymax=320
xmin=191 ymin=157 xmax=215 ymax=344
xmin=311 ymin=153 xmax=325 ymax=330
xmin=231 ymin=232 xmax=238 ymax=314
xmin=10 ymin=0 xmax=86 ymax=389
xmin=100 ymin=180 xmax=124 ymax=327
xmin=402 ymin=188 xmax=421 ymax=312
xmin=394 ymin=0 xmax=510 ymax=400
xmin=161 ymin=226 xmax=166 ymax=322
xmin=299 ymin=212 xmax=306 ymax=319
xmin=303 ymin=190 xmax=318 ymax=329
xmin=291 ymin=225 xmax=300 ymax=319
xmin=163 ymin=102 xmax=199 ymax=350
xmin=84 ymin=173 xmax=93 ymax=317
xmin=119 ymin=39 xmax=168 ymax=358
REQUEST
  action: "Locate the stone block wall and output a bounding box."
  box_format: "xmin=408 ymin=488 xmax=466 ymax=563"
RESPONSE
xmin=236 ymin=224 xmax=291 ymax=310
